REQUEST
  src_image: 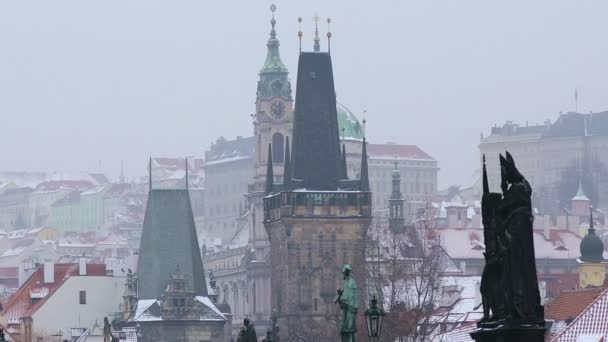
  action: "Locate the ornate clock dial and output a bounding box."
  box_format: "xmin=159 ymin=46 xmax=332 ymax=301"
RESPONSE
xmin=270 ymin=100 xmax=286 ymax=119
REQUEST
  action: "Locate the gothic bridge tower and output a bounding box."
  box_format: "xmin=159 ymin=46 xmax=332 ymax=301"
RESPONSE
xmin=263 ymin=23 xmax=372 ymax=341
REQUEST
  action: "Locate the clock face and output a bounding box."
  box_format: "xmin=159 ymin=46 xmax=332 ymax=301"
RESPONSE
xmin=270 ymin=101 xmax=286 ymax=119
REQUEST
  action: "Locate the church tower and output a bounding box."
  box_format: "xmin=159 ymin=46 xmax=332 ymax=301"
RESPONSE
xmin=245 ymin=3 xmax=293 ymax=328
xmin=578 ymin=207 xmax=606 ymax=288
xmin=264 ymin=29 xmax=372 ymax=341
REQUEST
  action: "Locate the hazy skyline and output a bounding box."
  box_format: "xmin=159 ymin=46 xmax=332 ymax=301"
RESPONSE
xmin=1 ymin=1 xmax=607 ymax=187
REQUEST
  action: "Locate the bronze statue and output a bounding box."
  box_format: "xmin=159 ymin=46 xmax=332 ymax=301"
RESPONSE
xmin=479 ymin=155 xmax=506 ymax=323
xmin=336 ymin=264 xmax=357 ymax=342
xmin=498 ymin=152 xmax=543 ymax=325
xmin=473 ymin=152 xmax=545 ymax=340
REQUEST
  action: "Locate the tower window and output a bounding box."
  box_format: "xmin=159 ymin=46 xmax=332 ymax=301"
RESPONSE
xmin=272 ymin=133 xmax=285 ymax=163
xmin=79 ymin=291 xmax=86 ymax=304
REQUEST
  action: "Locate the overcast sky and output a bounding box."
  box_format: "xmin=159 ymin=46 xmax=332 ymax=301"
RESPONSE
xmin=0 ymin=1 xmax=606 ymax=187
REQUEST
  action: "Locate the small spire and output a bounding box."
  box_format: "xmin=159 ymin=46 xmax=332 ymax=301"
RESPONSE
xmin=360 ymin=137 xmax=369 ymax=191
xmin=149 ymin=157 xmax=152 ymax=192
xmin=298 ymin=17 xmax=303 ymax=53
xmin=362 ymin=117 xmax=367 ymax=138
xmin=341 ymin=143 xmax=348 ymax=179
xmin=313 ymin=13 xmax=320 ymax=52
xmin=283 ymin=136 xmax=292 ymax=190
xmin=185 ymin=157 xmax=189 ymax=190
xmin=326 ymin=18 xmax=332 ymax=53
xmin=266 ymin=144 xmax=274 ymax=195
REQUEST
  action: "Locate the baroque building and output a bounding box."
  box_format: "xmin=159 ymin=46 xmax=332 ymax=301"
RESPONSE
xmin=263 ymin=35 xmax=372 ymax=341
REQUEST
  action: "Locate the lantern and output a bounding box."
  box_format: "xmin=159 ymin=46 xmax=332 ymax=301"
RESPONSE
xmin=364 ymin=295 xmax=385 ymax=339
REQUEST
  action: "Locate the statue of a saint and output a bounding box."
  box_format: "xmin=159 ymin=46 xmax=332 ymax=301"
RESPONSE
xmin=336 ymin=264 xmax=357 ymax=342
xmin=479 ymin=155 xmax=506 ymax=323
xmin=499 ymin=152 xmax=543 ymax=325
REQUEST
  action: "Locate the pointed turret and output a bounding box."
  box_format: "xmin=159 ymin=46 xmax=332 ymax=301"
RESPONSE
xmin=360 ymin=137 xmax=370 ymax=191
xmin=283 ymin=137 xmax=292 ymax=190
xmin=266 ymin=144 xmax=274 ymax=195
xmin=313 ymin=13 xmax=321 ymax=52
xmin=341 ymin=143 xmax=348 ymax=179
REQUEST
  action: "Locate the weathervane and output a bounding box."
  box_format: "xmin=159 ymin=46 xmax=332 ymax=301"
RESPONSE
xmin=313 ymin=12 xmax=321 ymax=52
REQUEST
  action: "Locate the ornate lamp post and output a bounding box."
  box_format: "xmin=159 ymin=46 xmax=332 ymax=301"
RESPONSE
xmin=262 ymin=329 xmax=273 ymax=342
xmin=364 ymin=295 xmax=385 ymax=341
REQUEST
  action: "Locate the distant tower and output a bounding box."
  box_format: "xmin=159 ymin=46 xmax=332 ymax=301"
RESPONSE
xmin=578 ymin=207 xmax=606 ymax=288
xmin=246 ymin=2 xmax=294 ymax=330
xmin=389 ymin=162 xmax=406 ymax=233
xmin=264 ymin=37 xmax=372 ymax=340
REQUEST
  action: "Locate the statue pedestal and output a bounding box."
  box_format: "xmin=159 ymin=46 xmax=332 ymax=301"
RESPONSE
xmin=470 ymin=324 xmax=546 ymax=342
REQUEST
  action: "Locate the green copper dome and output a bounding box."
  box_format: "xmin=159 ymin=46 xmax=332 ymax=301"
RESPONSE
xmin=337 ymin=103 xmax=364 ymax=140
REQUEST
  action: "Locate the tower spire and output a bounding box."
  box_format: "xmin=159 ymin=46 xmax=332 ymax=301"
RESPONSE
xmin=266 ymin=144 xmax=274 ymax=195
xmin=589 ymin=206 xmax=595 ymax=233
xmin=313 ymin=13 xmax=321 ymax=52
xmin=260 ymin=4 xmax=287 ymax=74
xmin=283 ymin=137 xmax=292 ymax=190
xmin=360 ymin=137 xmax=369 ymax=191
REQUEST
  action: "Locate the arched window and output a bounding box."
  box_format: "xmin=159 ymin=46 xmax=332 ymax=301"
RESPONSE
xmin=272 ymin=132 xmax=284 ymax=163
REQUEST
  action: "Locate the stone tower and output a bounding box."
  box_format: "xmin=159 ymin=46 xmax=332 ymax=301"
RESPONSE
xmin=578 ymin=207 xmax=606 ymax=288
xmin=264 ymin=42 xmax=372 ymax=341
xmin=245 ymin=3 xmax=294 ymax=325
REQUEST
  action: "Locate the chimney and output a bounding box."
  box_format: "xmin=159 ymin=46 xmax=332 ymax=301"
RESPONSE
xmin=79 ymin=258 xmax=87 ymax=276
xmin=43 ymin=262 xmax=54 ymax=284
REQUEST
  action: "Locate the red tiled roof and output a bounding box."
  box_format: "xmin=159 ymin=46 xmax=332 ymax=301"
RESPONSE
xmin=545 ymin=287 xmax=604 ymax=321
xmin=552 ymin=287 xmax=608 ymax=341
xmin=367 ymin=143 xmax=434 ymax=161
xmin=1 ymin=263 xmax=106 ymax=324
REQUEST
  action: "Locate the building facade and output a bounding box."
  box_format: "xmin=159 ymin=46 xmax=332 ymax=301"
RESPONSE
xmin=480 ymin=111 xmax=608 ymax=211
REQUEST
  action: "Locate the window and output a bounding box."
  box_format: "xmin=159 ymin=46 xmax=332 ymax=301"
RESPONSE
xmin=79 ymin=291 xmax=86 ymax=304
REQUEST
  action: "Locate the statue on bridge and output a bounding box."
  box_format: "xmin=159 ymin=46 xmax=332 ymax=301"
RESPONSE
xmin=336 ymin=264 xmax=358 ymax=342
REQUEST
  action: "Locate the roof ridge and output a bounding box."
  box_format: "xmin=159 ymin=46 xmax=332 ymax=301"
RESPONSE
xmin=550 ymin=286 xmax=608 ymax=341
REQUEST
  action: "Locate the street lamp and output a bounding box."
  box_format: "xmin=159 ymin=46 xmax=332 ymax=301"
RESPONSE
xmin=262 ymin=329 xmax=273 ymax=342
xmin=364 ymin=295 xmax=385 ymax=341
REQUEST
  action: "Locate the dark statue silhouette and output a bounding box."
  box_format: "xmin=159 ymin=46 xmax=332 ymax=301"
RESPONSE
xmin=472 ymin=152 xmax=545 ymax=341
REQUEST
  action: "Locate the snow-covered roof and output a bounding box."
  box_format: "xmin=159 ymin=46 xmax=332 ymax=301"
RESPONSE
xmin=130 ymin=297 xmax=226 ymax=322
